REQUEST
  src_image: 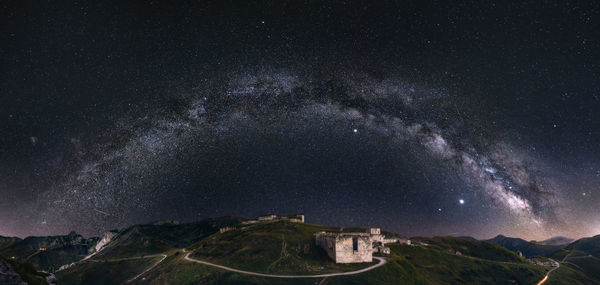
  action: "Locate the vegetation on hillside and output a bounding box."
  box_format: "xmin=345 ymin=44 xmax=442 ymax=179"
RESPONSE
xmin=55 ymin=255 xmax=164 ymax=285
xmin=5 ymin=218 xmax=599 ymax=284
xmin=93 ymin=217 xmax=244 ymax=260
xmin=190 ymin=221 xmax=374 ymax=274
xmin=485 ymin=235 xmax=565 ymax=258
xmin=0 ymin=232 xmax=97 ymax=272
xmin=411 ymin=236 xmax=525 ymax=262
xmin=1 ymin=256 xmax=49 ymax=285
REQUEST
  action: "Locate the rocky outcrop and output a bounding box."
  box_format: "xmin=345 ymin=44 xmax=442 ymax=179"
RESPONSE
xmin=94 ymin=231 xmax=117 ymax=253
xmin=0 ymin=258 xmax=26 ymax=285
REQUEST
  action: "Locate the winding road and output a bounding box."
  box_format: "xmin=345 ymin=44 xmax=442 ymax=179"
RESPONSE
xmin=535 ymin=260 xmax=559 ymax=285
xmin=183 ymin=252 xmax=387 ymax=278
xmin=124 ymin=254 xmax=168 ymax=283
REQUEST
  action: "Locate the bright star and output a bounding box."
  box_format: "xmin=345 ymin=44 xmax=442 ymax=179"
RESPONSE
xmin=459 ymin=199 xmax=465 ymax=204
xmin=353 ymin=128 xmax=358 ymax=133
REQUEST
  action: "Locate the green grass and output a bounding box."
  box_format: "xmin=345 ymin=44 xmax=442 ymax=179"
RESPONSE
xmin=565 ymin=235 xmax=600 ymax=258
xmin=0 ymin=233 xmax=96 ymax=272
xmin=326 ymin=244 xmax=546 ymax=285
xmin=412 ymin=236 xmax=525 ymax=262
xmin=138 ymin=240 xmax=549 ymax=284
xmin=1 ymin=257 xmax=48 ymax=285
xmin=133 ymin=251 xmax=317 ymax=285
xmin=55 ymin=255 xmax=163 ymax=285
xmin=546 ymin=250 xmax=600 ymax=284
xmin=546 ymin=263 xmax=599 ymax=285
xmin=94 ymin=217 xmax=243 ymax=260
xmin=42 ymin=218 xmax=598 ymax=284
xmin=547 ymin=240 xmax=600 ymax=284
xmin=25 ymin=244 xmax=90 ymax=272
xmin=190 ymin=221 xmax=374 ymax=274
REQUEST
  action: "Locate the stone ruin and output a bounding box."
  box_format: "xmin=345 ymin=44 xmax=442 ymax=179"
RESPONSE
xmin=220 ymin=213 xmax=305 ymax=233
xmin=241 ymin=213 xmax=305 ymax=224
xmin=315 ymin=232 xmax=373 ymax=263
xmin=315 ymin=228 xmax=411 ymax=263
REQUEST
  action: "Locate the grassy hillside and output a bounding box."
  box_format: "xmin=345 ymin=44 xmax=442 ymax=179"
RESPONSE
xmin=190 ymin=221 xmax=374 ymax=274
xmin=485 ymin=235 xmax=564 ymax=258
xmin=327 ymin=243 xmax=546 ymax=285
xmin=1 ymin=256 xmax=49 ymax=285
xmin=412 ymin=236 xmax=524 ymax=262
xmin=42 ymin=218 xmax=600 ymax=284
xmin=547 ymin=237 xmax=600 ymax=284
xmin=564 ymin=235 xmax=600 ymax=258
xmin=55 ymin=255 xmax=164 ymax=285
xmin=138 ymin=238 xmax=548 ymax=284
xmin=0 ymin=232 xmax=97 ymax=272
xmin=545 ymin=263 xmax=599 ymax=285
xmin=94 ymin=217 xmax=244 ymax=259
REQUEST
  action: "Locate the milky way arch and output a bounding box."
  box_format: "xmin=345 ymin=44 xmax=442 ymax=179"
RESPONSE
xmin=36 ymin=67 xmax=561 ymax=236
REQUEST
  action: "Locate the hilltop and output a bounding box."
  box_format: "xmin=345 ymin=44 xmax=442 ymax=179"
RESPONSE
xmin=0 ymin=231 xmax=98 ymax=272
xmin=486 ymin=235 xmax=565 ymax=258
xmin=54 ymin=219 xmax=551 ymax=284
xmin=2 ymin=217 xmax=599 ymax=284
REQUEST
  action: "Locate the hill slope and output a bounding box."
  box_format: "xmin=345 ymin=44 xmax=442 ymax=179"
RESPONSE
xmin=35 ymin=219 xmax=600 ymax=284
xmin=547 ymin=235 xmax=600 ymax=284
xmin=139 ymin=221 xmax=549 ymax=284
xmin=0 ymin=231 xmax=97 ymax=272
xmin=92 ymin=217 xmax=244 ymax=260
xmin=0 ymin=236 xmax=21 ymax=251
xmin=533 ymin=236 xmax=575 ymax=246
xmin=137 ymin=223 xmax=549 ymax=284
xmin=190 ymin=221 xmax=373 ymax=274
xmin=486 ymin=235 xmax=564 ymax=258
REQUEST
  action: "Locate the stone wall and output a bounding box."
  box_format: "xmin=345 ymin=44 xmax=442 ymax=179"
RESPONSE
xmin=315 ymin=232 xmax=372 ymax=263
xmin=248 ymin=214 xmax=305 ymax=224
xmin=315 ymin=232 xmax=337 ymax=261
xmin=334 ymin=235 xmax=372 ymax=263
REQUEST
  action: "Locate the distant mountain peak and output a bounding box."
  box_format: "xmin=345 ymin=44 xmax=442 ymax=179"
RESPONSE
xmin=532 ymin=236 xmax=575 ymax=246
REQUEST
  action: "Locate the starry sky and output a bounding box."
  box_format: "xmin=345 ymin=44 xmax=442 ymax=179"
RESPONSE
xmin=1 ymin=1 xmax=599 ymax=240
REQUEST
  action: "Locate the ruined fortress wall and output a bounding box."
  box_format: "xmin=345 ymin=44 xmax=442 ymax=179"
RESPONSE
xmin=334 ymin=235 xmax=372 ymax=263
xmin=315 ymin=234 xmax=337 ymax=261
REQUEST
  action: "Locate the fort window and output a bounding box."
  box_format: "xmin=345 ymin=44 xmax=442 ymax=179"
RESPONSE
xmin=352 ymin=237 xmax=358 ymax=251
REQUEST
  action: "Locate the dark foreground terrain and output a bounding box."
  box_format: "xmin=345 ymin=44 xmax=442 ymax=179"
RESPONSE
xmin=1 ymin=217 xmax=599 ymax=284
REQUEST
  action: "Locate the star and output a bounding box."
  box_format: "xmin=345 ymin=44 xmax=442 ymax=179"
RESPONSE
xmin=459 ymin=199 xmax=465 ymax=205
xmin=353 ymin=128 xmax=358 ymax=133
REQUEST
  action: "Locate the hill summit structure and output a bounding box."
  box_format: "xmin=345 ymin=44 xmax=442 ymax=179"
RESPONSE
xmin=241 ymin=214 xmax=305 ymax=224
xmin=315 ymin=228 xmax=410 ymax=263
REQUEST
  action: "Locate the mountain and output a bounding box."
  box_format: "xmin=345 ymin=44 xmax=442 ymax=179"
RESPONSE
xmin=0 ymin=256 xmax=49 ymax=285
xmin=0 ymin=257 xmax=26 ymax=285
xmin=486 ymin=234 xmax=565 ymax=258
xmin=5 ymin=218 xmax=600 ymax=284
xmin=0 ymin=236 xmax=21 ymax=251
xmin=547 ymin=235 xmax=600 ymax=284
xmin=533 ymin=236 xmax=575 ymax=246
xmin=56 ymin=220 xmax=551 ymax=284
xmin=91 ymin=217 xmax=244 ymax=260
xmin=564 ymin=235 xmax=600 ymax=258
xmin=457 ymin=236 xmax=478 ymax=242
xmin=0 ymin=231 xmax=98 ymax=272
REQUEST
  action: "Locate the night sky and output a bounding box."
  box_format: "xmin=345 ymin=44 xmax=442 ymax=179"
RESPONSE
xmin=1 ymin=1 xmax=599 ymax=241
